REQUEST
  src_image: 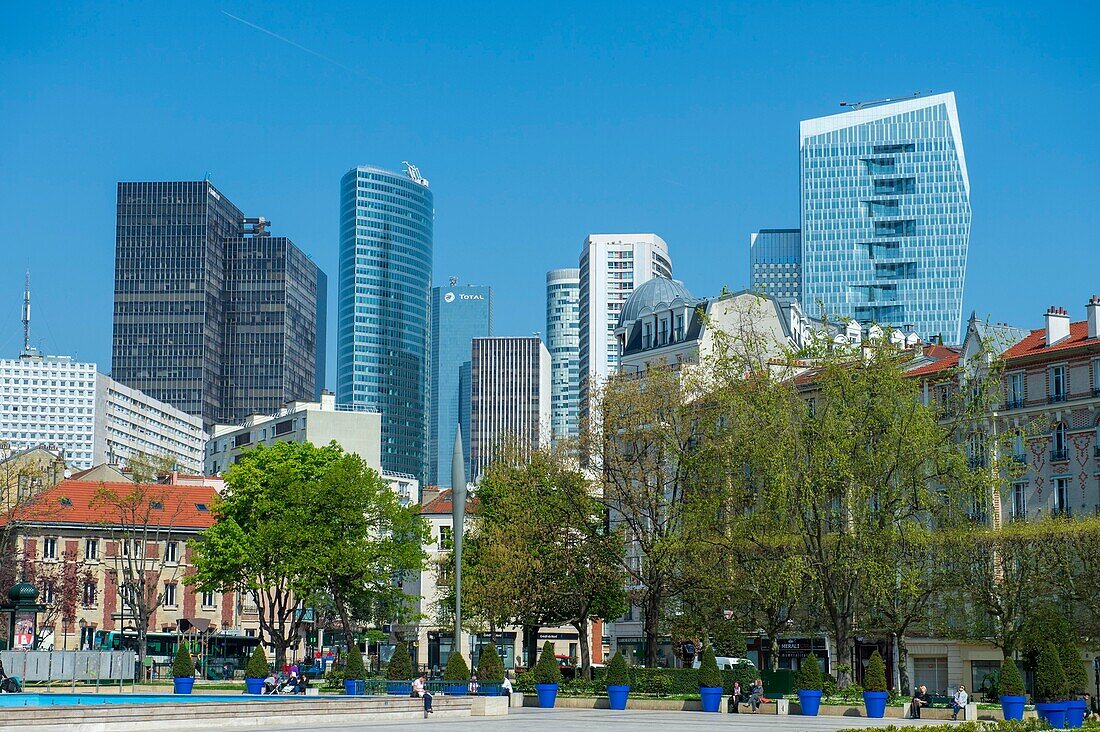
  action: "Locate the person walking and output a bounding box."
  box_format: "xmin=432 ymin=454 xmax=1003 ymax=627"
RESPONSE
xmin=413 ymin=674 xmax=433 ymax=716
xmin=749 ymin=678 xmax=765 ymax=713
xmin=951 ymin=684 xmax=968 ymax=721
xmin=729 ymin=680 xmax=742 ymax=713
xmin=910 ymin=684 xmax=930 ymax=719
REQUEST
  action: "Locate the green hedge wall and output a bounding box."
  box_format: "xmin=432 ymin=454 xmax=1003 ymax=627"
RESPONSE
xmin=515 ymin=665 xmax=794 ymax=696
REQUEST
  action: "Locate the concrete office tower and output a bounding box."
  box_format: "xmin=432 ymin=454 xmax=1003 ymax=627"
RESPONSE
xmin=545 ymin=268 xmax=580 ymax=443
xmin=800 ymin=92 xmax=971 ymax=342
xmin=336 ymin=164 xmax=434 ymax=480
xmin=469 ymin=337 xmax=551 ymax=481
xmin=427 ymin=281 xmax=493 ymax=487
xmin=112 ymin=182 xmax=324 ymax=428
xmin=749 ymin=229 xmax=802 ymax=305
xmin=577 ymin=234 xmax=672 ymax=418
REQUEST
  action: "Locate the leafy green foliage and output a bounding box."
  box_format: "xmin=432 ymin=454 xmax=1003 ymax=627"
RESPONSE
xmin=837 ymin=721 xmax=1053 ymax=732
xmin=1059 ymin=637 xmax=1087 ymax=695
xmin=999 ymin=657 xmax=1025 ymax=697
xmin=1034 ymin=642 xmax=1067 ymax=702
xmin=171 ymin=643 xmax=195 ymax=678
xmin=794 ymin=654 xmax=823 ymax=692
xmin=245 ymin=646 xmax=269 ymax=679
xmin=696 ymin=645 xmax=721 ymax=689
xmin=533 ymin=641 xmax=562 ymax=685
xmin=386 ymin=642 xmax=413 ymax=681
xmin=344 ymin=646 xmax=365 ymax=681
xmin=863 ymin=651 xmax=887 ymax=692
xmin=605 ymin=651 xmax=630 ymax=688
xmin=476 ymin=646 xmax=505 ymax=683
xmin=444 ymin=652 xmax=470 ymax=682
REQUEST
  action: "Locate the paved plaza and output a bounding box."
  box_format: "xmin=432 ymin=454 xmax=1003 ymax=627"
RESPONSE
xmin=281 ymin=707 xmax=952 ymax=731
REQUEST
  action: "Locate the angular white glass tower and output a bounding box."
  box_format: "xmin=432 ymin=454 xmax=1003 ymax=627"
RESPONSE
xmin=545 ymin=268 xmax=580 ymax=443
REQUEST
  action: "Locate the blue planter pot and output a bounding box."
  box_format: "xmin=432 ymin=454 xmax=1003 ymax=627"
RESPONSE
xmin=1000 ymin=694 xmax=1026 ymax=721
xmin=863 ymin=690 xmax=888 ymax=718
xmin=244 ymin=677 xmax=264 ymax=695
xmin=173 ymin=677 xmax=195 ymax=695
xmin=797 ymin=689 xmax=822 ymax=716
xmin=1066 ymin=699 xmax=1087 ymax=728
xmin=444 ymin=683 xmax=468 ymax=696
xmin=1035 ymin=701 xmax=1068 ymax=728
xmin=344 ymin=679 xmax=364 ymax=696
xmin=607 ymin=685 xmax=630 ymax=710
xmin=386 ymin=681 xmax=411 ymax=696
xmin=536 ymin=683 xmax=559 ymax=708
xmin=699 ymin=686 xmax=723 ymax=713
xmin=479 ymin=683 xmax=502 ymax=697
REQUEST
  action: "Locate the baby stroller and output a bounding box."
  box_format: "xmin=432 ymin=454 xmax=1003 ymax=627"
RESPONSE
xmin=0 ymin=676 xmax=22 ymax=694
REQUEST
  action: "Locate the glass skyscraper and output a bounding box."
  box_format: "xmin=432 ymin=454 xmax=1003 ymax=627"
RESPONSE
xmin=749 ymin=229 xmax=802 ymax=305
xmin=113 ymin=181 xmax=324 ymax=429
xmin=336 ymin=165 xmax=434 ymax=479
xmin=545 ymin=268 xmax=580 ymax=442
xmin=427 ymin=281 xmax=492 ymax=487
xmin=800 ymin=92 xmax=971 ymax=342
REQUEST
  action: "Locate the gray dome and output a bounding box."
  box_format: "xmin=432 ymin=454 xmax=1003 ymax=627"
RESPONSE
xmin=617 ymin=277 xmax=695 ymax=328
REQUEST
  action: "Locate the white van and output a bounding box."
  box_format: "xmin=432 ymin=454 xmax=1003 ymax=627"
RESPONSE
xmin=691 ymin=656 xmax=756 ymax=670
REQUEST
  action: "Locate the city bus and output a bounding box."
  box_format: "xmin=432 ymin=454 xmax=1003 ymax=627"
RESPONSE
xmin=93 ymin=630 xmax=261 ymax=679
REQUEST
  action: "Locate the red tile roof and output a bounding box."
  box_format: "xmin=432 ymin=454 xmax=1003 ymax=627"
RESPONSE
xmin=2 ymin=479 xmax=219 ymax=530
xmin=1001 ymin=320 xmax=1099 ymax=360
xmin=420 ymin=489 xmax=475 ymax=515
xmin=906 ymin=345 xmax=961 ymax=377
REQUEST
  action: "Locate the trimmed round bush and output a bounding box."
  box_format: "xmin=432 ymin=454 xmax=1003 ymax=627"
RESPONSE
xmin=533 ymin=641 xmax=562 ymax=685
xmin=794 ymin=654 xmax=823 ymax=691
xmin=605 ymin=651 xmax=630 ymax=688
xmin=863 ymin=651 xmax=887 ymax=692
xmin=1059 ymin=638 xmax=1087 ymax=695
xmin=387 ymin=642 xmax=414 ymax=681
xmin=172 ymin=643 xmax=195 ymax=678
xmin=999 ymin=657 xmax=1025 ymax=697
xmin=696 ymin=645 xmax=721 ymax=689
xmin=444 ymin=651 xmax=470 ymax=681
xmin=1034 ymin=642 xmax=1067 ymax=702
xmin=245 ymin=646 xmax=270 ymax=679
xmin=477 ymin=646 xmax=505 ymax=683
xmin=344 ymin=646 xmax=365 ymax=681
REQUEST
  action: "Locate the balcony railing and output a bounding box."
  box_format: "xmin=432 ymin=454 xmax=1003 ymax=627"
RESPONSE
xmin=1049 ymin=392 xmax=1067 ymax=404
xmin=1011 ymin=454 xmax=1027 ymax=464
xmin=1002 ymin=398 xmax=1024 ymax=410
xmin=1095 ymin=445 xmax=1100 ymax=458
xmin=1051 ymin=448 xmax=1069 ymax=462
xmin=967 ymin=457 xmax=987 ymax=470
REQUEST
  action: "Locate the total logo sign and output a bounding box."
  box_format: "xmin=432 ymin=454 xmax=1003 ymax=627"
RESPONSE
xmin=444 ymin=292 xmax=484 ymax=303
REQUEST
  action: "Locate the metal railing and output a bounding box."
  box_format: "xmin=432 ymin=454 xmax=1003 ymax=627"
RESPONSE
xmin=0 ymin=650 xmax=136 ymax=691
xmin=1051 ymin=448 xmax=1069 ymax=462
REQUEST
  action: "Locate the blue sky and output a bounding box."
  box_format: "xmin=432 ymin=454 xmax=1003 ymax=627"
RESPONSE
xmin=1 ymin=1 xmax=1097 ymax=387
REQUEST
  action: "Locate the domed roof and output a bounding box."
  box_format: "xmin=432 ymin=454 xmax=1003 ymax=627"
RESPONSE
xmin=617 ymin=277 xmax=696 ymax=328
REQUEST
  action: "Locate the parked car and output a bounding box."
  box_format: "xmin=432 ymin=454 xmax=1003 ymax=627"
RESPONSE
xmin=691 ymin=656 xmax=756 ymax=671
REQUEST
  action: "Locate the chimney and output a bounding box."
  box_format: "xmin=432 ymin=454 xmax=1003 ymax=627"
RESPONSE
xmin=1045 ymin=306 xmax=1071 ymax=346
xmin=1088 ymin=296 xmax=1100 ymax=340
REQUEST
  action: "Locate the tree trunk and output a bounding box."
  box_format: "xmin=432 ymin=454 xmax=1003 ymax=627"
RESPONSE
xmin=334 ymin=590 xmax=356 ymax=654
xmin=643 ymin=594 xmax=661 ymax=667
xmin=897 ymin=635 xmax=910 ymax=696
xmin=834 ymin=631 xmax=853 ymax=687
xmin=523 ymin=625 xmax=540 ymax=669
xmin=573 ymin=618 xmax=592 ymax=680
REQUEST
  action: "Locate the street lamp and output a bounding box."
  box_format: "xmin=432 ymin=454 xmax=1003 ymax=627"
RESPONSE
xmin=450 ymin=426 xmax=466 ymax=661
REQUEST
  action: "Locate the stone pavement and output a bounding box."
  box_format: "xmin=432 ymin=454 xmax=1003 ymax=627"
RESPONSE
xmin=282 ymin=707 xmax=952 ymax=731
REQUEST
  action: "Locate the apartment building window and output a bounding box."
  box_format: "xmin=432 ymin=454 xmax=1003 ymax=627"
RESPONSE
xmin=1050 ymin=365 xmax=1067 ymax=402
xmin=1052 ymin=423 xmax=1068 ymax=461
xmin=163 ymin=582 xmax=177 ymax=607
xmin=439 ymin=526 xmax=453 ymax=551
xmin=1012 ymin=431 xmax=1026 ymax=462
xmin=85 ymin=539 xmax=98 ymax=561
xmin=1093 ymin=359 xmax=1100 ymax=396
xmin=659 ymin=318 xmax=669 ymax=346
xmin=674 ymin=314 xmax=684 ymax=342
xmin=1053 ymin=476 xmax=1071 ymax=516
xmin=1006 ymin=372 xmax=1024 ymax=408
xmin=643 ymin=322 xmax=652 ymax=349
xmin=43 ymin=537 xmax=57 ymax=560
xmin=201 ymin=590 xmax=216 ymax=608
xmin=1011 ymin=482 xmax=1027 ymax=520
xmin=164 ymin=541 xmax=179 ymax=564
xmin=82 ymin=581 xmax=97 ymax=607
xmin=42 ymin=580 xmax=56 ymax=604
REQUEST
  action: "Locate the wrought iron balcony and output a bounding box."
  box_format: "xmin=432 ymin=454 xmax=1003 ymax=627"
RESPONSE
xmin=1002 ymin=398 xmax=1024 ymax=410
xmin=1050 ymin=448 xmax=1069 ymax=462
xmin=1049 ymin=392 xmax=1067 ymax=404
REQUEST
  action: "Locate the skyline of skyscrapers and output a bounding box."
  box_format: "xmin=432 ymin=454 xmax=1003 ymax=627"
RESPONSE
xmin=336 ymin=164 xmax=434 ymax=480
xmin=545 ymin=268 xmax=579 ymax=443
xmin=427 ymin=280 xmax=493 ymax=487
xmin=111 ymin=181 xmax=324 ymax=429
xmin=800 ymin=92 xmax=971 ymax=342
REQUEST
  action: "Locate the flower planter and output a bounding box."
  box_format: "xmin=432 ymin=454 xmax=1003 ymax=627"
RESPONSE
xmin=386 ymin=681 xmax=412 ymax=696
xmin=1035 ymin=701 xmax=1068 ymax=728
xmin=173 ymin=677 xmax=195 ymax=695
xmin=344 ymin=679 xmax=364 ymax=696
xmin=607 ymin=685 xmax=630 ymax=710
xmin=862 ymin=690 xmax=888 ymax=718
xmin=244 ymin=677 xmax=264 ymax=695
xmin=443 ymin=683 xmax=468 ymax=696
xmin=797 ymin=689 xmax=822 ymax=716
xmin=999 ymin=694 xmax=1026 ymax=721
xmin=699 ymin=686 xmax=723 ymax=713
xmin=1065 ymin=698 xmax=1087 ymax=728
xmin=536 ymin=683 xmax=559 ymax=708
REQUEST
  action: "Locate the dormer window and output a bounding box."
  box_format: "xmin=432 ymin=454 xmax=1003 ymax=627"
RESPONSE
xmin=643 ymin=323 xmax=652 ymax=349
xmin=659 ymin=318 xmax=669 ymax=346
xmin=674 ymin=314 xmax=684 ymax=342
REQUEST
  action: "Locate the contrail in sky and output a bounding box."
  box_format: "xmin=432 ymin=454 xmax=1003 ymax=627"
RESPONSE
xmin=220 ymin=10 xmax=353 ymax=71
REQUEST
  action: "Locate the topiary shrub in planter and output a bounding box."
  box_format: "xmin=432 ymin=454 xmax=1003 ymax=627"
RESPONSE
xmin=998 ymin=657 xmax=1026 ymax=721
xmin=244 ymin=646 xmax=270 ymax=695
xmin=605 ymin=651 xmax=630 ymax=710
xmin=172 ymin=643 xmax=196 ymax=695
xmin=697 ymin=645 xmax=723 ymax=713
xmin=477 ymin=646 xmax=505 ymax=696
xmin=861 ymin=650 xmax=888 ymax=718
xmin=343 ymin=646 xmax=366 ymax=696
xmin=794 ymin=654 xmax=824 ymax=716
xmin=533 ymin=641 xmax=562 ymax=708
xmin=1060 ymin=637 xmax=1088 ymax=729
xmin=1033 ymin=642 xmax=1068 ymax=728
xmin=386 ymin=642 xmax=414 ymax=695
xmin=444 ymin=652 xmax=470 ymax=696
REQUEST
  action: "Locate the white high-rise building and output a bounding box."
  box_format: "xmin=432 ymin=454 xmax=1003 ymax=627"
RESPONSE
xmin=94 ymin=374 xmax=206 ymax=473
xmin=577 ymin=234 xmax=672 ymax=418
xmin=469 ymin=337 xmax=551 ymax=480
xmin=545 ymin=268 xmax=580 ymax=443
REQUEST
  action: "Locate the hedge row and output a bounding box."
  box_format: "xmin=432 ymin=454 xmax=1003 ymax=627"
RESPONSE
xmin=839 ymin=721 xmax=1053 ymax=732
xmin=515 ymin=665 xmax=792 ymax=696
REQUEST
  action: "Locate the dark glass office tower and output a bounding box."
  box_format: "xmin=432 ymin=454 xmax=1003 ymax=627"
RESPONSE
xmin=113 ymin=182 xmax=325 ymax=428
xmin=336 ymin=165 xmax=434 ymax=480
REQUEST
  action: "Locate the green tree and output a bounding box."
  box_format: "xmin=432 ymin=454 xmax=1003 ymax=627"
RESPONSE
xmin=794 ymin=654 xmax=823 ymax=692
xmin=696 ymin=645 xmax=721 ymax=689
xmin=532 ymin=641 xmax=562 ymax=685
xmin=386 ymin=642 xmax=414 ymax=681
xmin=1034 ymin=642 xmax=1067 ymax=702
xmin=245 ymin=646 xmax=270 ymax=679
xmin=171 ymin=642 xmax=195 ymax=678
xmin=344 ymin=645 xmax=365 ymax=681
xmin=1059 ymin=637 xmax=1087 ymax=695
xmin=863 ymin=650 xmax=887 ymax=692
xmin=605 ymin=650 xmax=629 ymax=688
xmin=476 ymin=644 xmax=504 ymax=683
xmin=999 ymin=657 xmax=1025 ymax=697
xmin=444 ymin=651 xmax=469 ymax=681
